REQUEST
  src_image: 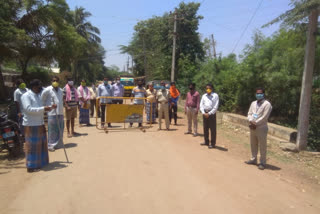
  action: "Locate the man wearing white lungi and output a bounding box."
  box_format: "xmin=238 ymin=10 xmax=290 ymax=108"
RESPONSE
xmin=41 ymin=76 xmax=64 ymax=152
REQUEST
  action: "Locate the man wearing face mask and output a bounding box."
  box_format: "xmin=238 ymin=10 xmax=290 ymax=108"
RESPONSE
xmin=245 ymin=87 xmax=272 ymax=170
xmin=78 ymin=79 xmax=91 ymax=126
xmin=98 ymin=77 xmax=113 ymax=128
xmin=41 ymin=76 xmax=64 ymax=151
xmin=185 ymin=83 xmax=200 ymax=137
xmin=112 ymin=77 xmax=124 ymax=104
xmin=130 ymin=80 xmax=146 ymax=127
xmin=169 ymin=82 xmax=180 ymax=125
xmin=156 ymin=81 xmax=171 ymax=130
xmin=63 ymin=77 xmax=79 ymax=138
xmin=21 ymin=79 xmax=56 ymax=172
xmin=200 ymin=83 xmax=219 ymax=149
xmin=14 ymin=79 xmax=28 ymax=135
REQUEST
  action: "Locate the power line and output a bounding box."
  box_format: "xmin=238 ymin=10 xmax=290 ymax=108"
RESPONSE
xmin=231 ymin=0 xmax=264 ymax=53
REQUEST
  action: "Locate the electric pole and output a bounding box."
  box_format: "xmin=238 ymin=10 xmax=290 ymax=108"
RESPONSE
xmin=127 ymin=56 xmax=129 ymax=72
xmin=296 ymin=9 xmax=319 ymax=151
xmin=131 ymin=56 xmax=134 ymax=74
xmin=211 ymin=34 xmax=217 ymax=59
xmin=171 ymin=11 xmax=177 ymax=82
xmin=143 ymin=36 xmax=147 ymax=77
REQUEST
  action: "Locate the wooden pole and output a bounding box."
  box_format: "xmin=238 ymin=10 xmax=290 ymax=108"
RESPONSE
xmin=296 ymin=9 xmax=319 ymax=151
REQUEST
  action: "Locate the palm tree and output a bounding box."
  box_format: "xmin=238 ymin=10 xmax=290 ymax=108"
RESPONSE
xmin=70 ymin=6 xmax=101 ymax=82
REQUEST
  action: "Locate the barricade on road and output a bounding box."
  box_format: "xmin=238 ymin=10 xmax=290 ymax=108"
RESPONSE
xmin=95 ymin=97 xmax=153 ymax=133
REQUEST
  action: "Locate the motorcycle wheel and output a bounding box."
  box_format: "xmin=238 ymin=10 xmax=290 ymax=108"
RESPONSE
xmin=9 ymin=136 xmax=24 ymax=157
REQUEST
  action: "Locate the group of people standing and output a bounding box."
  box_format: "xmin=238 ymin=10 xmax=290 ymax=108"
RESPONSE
xmin=13 ymin=75 xmax=272 ymax=172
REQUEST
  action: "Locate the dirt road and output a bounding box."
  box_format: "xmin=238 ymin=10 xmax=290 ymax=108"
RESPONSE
xmin=1 ymin=114 xmax=319 ymax=214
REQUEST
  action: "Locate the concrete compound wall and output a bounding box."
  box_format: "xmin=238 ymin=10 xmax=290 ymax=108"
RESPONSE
xmin=178 ymin=100 xmax=297 ymax=144
xmin=218 ymin=112 xmax=297 ymax=144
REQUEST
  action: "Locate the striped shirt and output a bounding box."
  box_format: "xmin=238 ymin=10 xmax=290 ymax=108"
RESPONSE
xmin=63 ymin=86 xmax=78 ymax=107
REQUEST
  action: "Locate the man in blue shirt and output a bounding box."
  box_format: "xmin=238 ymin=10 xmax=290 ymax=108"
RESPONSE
xmin=130 ymin=80 xmax=146 ymax=127
xmin=97 ymin=77 xmax=113 ymax=128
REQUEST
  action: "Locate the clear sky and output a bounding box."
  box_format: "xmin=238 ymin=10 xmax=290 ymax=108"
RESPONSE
xmin=66 ymin=0 xmax=292 ymax=69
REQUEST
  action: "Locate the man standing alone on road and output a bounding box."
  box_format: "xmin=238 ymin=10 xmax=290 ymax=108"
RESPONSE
xmin=21 ymin=79 xmax=56 ymax=172
xmin=63 ymin=78 xmax=79 ymax=138
xmin=184 ymin=83 xmax=200 ymax=137
xmin=112 ymin=77 xmax=124 ymax=104
xmin=98 ymin=77 xmax=113 ymax=128
xmin=200 ymin=83 xmax=219 ymax=149
xmin=157 ymin=81 xmax=171 ymax=130
xmin=41 ymin=76 xmax=64 ymax=152
xmin=78 ymin=79 xmax=91 ymax=126
xmin=245 ymin=87 xmax=272 ymax=170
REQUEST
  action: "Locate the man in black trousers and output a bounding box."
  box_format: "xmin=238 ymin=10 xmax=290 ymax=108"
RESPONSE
xmin=200 ymin=83 xmax=219 ymax=148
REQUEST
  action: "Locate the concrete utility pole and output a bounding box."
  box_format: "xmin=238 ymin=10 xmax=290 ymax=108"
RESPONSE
xmin=143 ymin=36 xmax=147 ymax=77
xmin=171 ymin=11 xmax=177 ymax=82
xmin=211 ymin=34 xmax=217 ymax=59
xmin=296 ymin=9 xmax=319 ymax=151
xmin=127 ymin=56 xmax=129 ymax=72
xmin=131 ymin=56 xmax=134 ymax=74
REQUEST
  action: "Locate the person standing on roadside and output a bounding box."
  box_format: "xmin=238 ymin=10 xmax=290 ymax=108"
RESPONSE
xmin=245 ymin=87 xmax=272 ymax=170
xmin=41 ymin=76 xmax=64 ymax=152
xmin=146 ymin=83 xmax=157 ymax=124
xmin=112 ymin=77 xmax=124 ymax=104
xmin=21 ymin=79 xmax=56 ymax=173
xmin=78 ymin=79 xmax=91 ymax=126
xmin=63 ymin=77 xmax=79 ymax=138
xmin=200 ymin=83 xmax=219 ymax=149
xmin=14 ymin=79 xmax=28 ymax=134
xmin=156 ymin=81 xmax=171 ymax=130
xmin=97 ymin=77 xmax=113 ymax=128
xmin=184 ymin=83 xmax=200 ymax=137
xmin=89 ymin=83 xmax=97 ymax=118
xmin=169 ymin=82 xmax=180 ymax=125
xmin=130 ymin=80 xmax=146 ymax=128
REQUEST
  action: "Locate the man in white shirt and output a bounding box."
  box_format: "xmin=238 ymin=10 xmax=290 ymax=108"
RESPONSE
xmin=200 ymin=83 xmax=219 ymax=148
xmin=21 ymin=79 xmax=56 ymax=173
xmin=13 ymin=79 xmax=28 ymax=134
xmin=97 ymin=77 xmax=113 ymax=128
xmin=41 ymin=76 xmax=64 ymax=152
xmin=245 ymin=87 xmax=272 ymax=170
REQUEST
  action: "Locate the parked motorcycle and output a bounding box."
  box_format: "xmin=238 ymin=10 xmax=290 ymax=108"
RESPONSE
xmin=0 ymin=111 xmax=24 ymax=157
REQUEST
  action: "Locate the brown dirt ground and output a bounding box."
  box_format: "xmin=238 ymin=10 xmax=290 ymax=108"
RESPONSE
xmin=0 ymin=112 xmax=319 ymax=214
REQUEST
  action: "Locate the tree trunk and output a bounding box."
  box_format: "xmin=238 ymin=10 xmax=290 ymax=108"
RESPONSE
xmin=0 ymin=62 xmax=8 ymax=100
xmin=296 ymin=9 xmax=319 ymax=151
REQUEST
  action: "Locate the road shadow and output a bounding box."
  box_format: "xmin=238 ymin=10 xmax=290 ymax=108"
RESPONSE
xmin=166 ymin=128 xmax=178 ymax=131
xmin=42 ymin=161 xmax=69 ymax=171
xmin=171 ymin=124 xmax=185 ymax=127
xmin=0 ymin=171 xmax=10 ymax=175
xmin=265 ymin=164 xmax=281 ymax=171
xmin=214 ymin=145 xmax=228 ymax=152
xmin=63 ymin=143 xmax=77 ymax=149
xmin=72 ymin=132 xmax=88 ymax=137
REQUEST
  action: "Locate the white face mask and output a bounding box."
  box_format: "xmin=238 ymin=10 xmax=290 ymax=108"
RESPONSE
xmin=68 ymin=81 xmax=74 ymax=86
xmin=117 ymin=80 xmax=120 ymax=84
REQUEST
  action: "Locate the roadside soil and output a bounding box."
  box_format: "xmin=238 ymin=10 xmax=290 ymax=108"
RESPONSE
xmin=0 ymin=112 xmax=319 ymax=214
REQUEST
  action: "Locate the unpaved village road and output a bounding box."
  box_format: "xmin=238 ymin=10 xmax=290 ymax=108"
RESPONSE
xmin=1 ymin=114 xmax=319 ymax=214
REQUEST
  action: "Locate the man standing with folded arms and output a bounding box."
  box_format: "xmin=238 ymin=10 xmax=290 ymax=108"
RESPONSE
xmin=97 ymin=77 xmax=113 ymax=128
xmin=156 ymin=81 xmax=171 ymax=130
xmin=185 ymin=83 xmax=200 ymax=137
xmin=200 ymin=83 xmax=219 ymax=149
xmin=245 ymin=87 xmax=272 ymax=170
